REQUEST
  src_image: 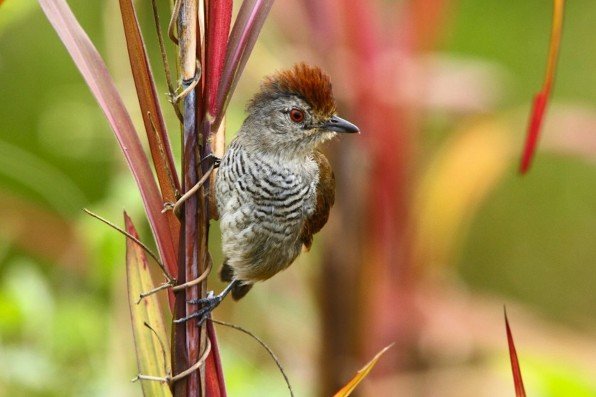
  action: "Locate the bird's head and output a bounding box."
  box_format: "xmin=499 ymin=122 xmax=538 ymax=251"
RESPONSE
xmin=240 ymin=63 xmax=359 ymax=157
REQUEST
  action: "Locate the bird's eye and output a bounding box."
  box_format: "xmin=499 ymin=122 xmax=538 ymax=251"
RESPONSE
xmin=289 ymin=108 xmax=305 ymax=123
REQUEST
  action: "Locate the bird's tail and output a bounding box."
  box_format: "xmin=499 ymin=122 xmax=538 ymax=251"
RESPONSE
xmin=219 ymin=259 xmax=253 ymax=301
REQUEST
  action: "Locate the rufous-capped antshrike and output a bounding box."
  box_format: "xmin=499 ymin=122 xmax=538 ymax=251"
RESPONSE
xmin=176 ymin=63 xmax=358 ymax=324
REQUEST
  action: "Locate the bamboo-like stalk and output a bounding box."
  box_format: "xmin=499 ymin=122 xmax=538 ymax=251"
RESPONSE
xmin=170 ymin=1 xmax=204 ymax=396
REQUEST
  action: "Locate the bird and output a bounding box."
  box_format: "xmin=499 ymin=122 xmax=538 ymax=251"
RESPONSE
xmin=216 ymin=63 xmax=359 ymax=299
xmin=177 ymin=63 xmax=358 ymax=323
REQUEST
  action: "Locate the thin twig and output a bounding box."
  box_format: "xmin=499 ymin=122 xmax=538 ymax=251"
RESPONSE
xmin=136 ymin=257 xmax=212 ymax=302
xmin=149 ymin=0 xmax=175 ymax=96
xmin=170 ymin=337 xmax=212 ymax=383
xmin=132 ymin=374 xmax=168 ymax=383
xmin=172 ymin=258 xmax=212 ymax=291
xmin=137 ymin=256 xmax=212 ymax=301
xmin=168 ymin=0 xmax=182 ymax=45
xmin=172 ymin=62 xmax=201 ymax=104
xmin=143 ymin=322 xmax=171 ymax=377
xmin=163 ymin=164 xmax=215 ymax=217
xmin=211 ymin=319 xmax=294 ymax=397
xmin=149 ymin=0 xmax=184 ymax=123
xmin=132 ymin=337 xmax=212 ymax=385
xmin=137 ymin=280 xmax=175 ymax=303
xmin=82 ymin=209 xmax=173 ymax=281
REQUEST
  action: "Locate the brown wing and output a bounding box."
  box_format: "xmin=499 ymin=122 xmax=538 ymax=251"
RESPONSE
xmin=301 ymin=150 xmax=335 ymax=250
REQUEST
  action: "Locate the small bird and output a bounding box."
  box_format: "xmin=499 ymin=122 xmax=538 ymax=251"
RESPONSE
xmin=176 ymin=64 xmax=358 ymax=323
xmin=215 ymin=63 xmax=359 ymax=300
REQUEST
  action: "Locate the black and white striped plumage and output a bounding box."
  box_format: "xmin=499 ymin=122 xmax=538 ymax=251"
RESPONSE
xmin=215 ymin=64 xmax=359 ymax=299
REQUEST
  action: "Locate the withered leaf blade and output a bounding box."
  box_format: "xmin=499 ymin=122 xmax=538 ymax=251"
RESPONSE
xmin=333 ymin=344 xmax=393 ymax=397
xmin=125 ymin=213 xmax=172 ymax=397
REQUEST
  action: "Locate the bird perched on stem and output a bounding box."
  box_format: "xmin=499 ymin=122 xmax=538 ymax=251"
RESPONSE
xmin=177 ymin=63 xmax=358 ymax=323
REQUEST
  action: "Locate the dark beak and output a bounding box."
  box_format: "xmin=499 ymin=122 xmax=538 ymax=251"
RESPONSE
xmin=322 ymin=115 xmax=360 ymax=134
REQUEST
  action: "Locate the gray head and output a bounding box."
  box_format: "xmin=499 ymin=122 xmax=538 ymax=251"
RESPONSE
xmin=239 ymin=63 xmax=359 ymax=157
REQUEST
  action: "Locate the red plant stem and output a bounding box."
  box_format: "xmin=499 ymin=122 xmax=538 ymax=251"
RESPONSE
xmin=519 ymin=0 xmax=565 ymax=174
xmin=505 ymin=310 xmax=527 ymax=397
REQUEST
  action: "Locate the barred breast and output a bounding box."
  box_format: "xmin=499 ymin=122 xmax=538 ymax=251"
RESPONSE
xmin=215 ymin=139 xmax=319 ymax=283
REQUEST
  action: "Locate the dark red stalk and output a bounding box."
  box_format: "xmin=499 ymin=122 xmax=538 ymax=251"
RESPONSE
xmin=171 ymin=1 xmax=202 ymax=396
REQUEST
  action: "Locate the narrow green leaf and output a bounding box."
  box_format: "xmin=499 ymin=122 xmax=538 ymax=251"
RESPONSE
xmin=125 ymin=213 xmax=172 ymax=397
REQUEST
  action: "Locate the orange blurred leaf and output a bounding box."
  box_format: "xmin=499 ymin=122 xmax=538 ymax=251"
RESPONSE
xmin=125 ymin=213 xmax=172 ymax=397
xmin=505 ymin=309 xmax=526 ymax=397
xmin=333 ymin=344 xmax=393 ymax=397
xmin=520 ymin=0 xmax=565 ymax=174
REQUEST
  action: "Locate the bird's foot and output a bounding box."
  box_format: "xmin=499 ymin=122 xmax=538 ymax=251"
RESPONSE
xmin=173 ymin=292 xmax=220 ymax=326
xmin=173 ymin=280 xmax=237 ymax=325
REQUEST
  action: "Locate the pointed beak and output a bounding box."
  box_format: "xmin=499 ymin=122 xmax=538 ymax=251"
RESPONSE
xmin=322 ymin=115 xmax=360 ymax=134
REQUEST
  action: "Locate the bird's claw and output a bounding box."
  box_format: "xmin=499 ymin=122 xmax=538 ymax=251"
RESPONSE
xmin=174 ymin=290 xmax=227 ymax=325
xmin=173 ymin=305 xmax=213 ymax=326
xmin=187 ymin=291 xmax=222 ymax=306
xmin=174 ymin=297 xmax=219 ymax=325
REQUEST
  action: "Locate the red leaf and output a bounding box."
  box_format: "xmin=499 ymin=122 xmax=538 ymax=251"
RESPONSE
xmin=124 ymin=213 xmax=172 ymax=397
xmin=205 ymin=320 xmax=227 ymax=397
xmin=519 ymin=0 xmax=565 ymax=174
xmin=118 ymin=0 xmax=180 ymax=287
xmin=205 ymin=0 xmax=233 ymax=117
xmin=39 ymin=0 xmax=178 ymax=283
xmin=505 ymin=309 xmax=527 ymax=397
xmin=213 ymin=0 xmax=274 ymax=130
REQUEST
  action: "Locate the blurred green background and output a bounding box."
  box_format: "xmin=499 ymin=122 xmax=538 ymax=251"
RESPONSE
xmin=2 ymin=0 xmax=596 ymax=396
